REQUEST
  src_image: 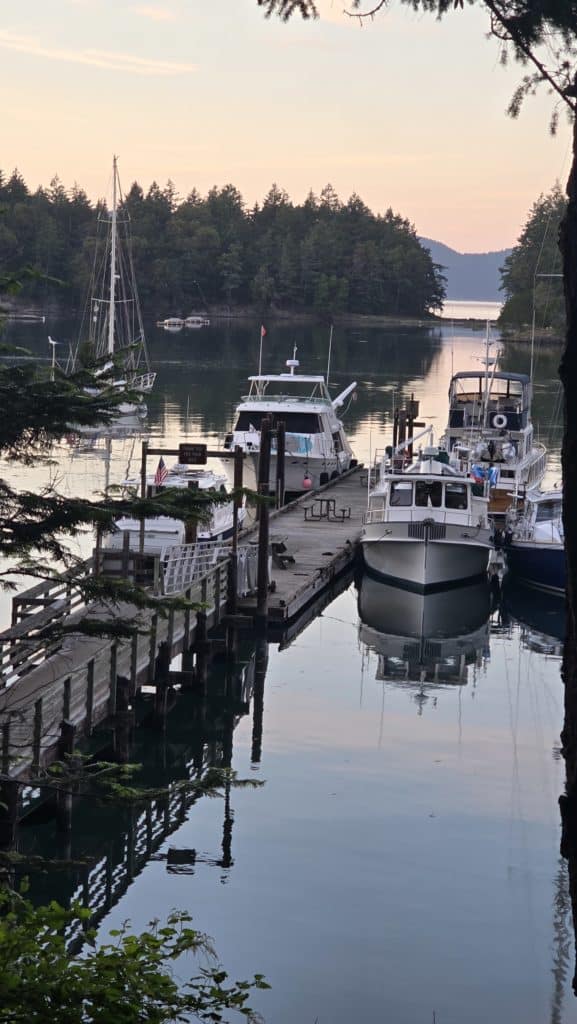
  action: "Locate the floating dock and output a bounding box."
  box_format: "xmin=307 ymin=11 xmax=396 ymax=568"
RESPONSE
xmin=0 ymin=468 xmax=367 ymax=807
xmin=244 ymin=465 xmax=366 ymax=622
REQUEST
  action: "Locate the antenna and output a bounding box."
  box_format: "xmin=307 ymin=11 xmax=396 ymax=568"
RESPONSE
xmin=285 ymin=344 xmax=299 ymax=376
xmin=326 ymin=324 xmax=334 ymax=387
xmin=48 ymin=335 xmax=59 ymax=382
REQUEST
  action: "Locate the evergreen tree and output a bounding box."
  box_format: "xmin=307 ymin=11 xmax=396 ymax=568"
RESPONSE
xmin=499 ymin=186 xmax=566 ymax=332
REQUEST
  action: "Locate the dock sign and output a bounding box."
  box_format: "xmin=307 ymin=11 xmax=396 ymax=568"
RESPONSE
xmin=179 ymin=443 xmax=207 ymax=465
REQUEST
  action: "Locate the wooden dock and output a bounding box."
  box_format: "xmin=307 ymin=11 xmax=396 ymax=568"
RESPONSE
xmin=0 ymin=466 xmax=367 ymax=813
xmin=242 ymin=465 xmax=366 ymax=622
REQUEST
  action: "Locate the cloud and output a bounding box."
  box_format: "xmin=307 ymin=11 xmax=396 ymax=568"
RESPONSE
xmin=0 ymin=30 xmax=195 ymax=75
xmin=129 ymin=5 xmax=177 ymax=21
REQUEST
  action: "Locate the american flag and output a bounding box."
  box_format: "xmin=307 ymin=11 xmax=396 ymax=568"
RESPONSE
xmin=154 ymin=457 xmax=168 ymax=486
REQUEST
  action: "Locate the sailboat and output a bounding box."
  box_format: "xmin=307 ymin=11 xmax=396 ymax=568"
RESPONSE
xmin=69 ymin=156 xmax=156 ymax=415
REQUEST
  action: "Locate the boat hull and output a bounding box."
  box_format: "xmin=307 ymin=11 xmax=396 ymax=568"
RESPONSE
xmin=361 ymin=521 xmax=492 ymax=592
xmin=235 ymin=452 xmax=353 ymax=496
xmin=505 ymin=539 xmax=565 ymax=594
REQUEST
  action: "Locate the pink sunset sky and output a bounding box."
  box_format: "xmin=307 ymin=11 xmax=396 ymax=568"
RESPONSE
xmin=2 ymin=0 xmax=570 ymax=252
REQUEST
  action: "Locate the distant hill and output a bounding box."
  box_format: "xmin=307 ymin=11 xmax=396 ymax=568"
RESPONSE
xmin=419 ymin=237 xmax=511 ymax=302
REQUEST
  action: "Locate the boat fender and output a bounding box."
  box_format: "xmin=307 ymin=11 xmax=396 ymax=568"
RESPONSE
xmin=492 ymin=413 xmax=508 ymax=429
xmin=320 ymin=472 xmax=329 ymax=486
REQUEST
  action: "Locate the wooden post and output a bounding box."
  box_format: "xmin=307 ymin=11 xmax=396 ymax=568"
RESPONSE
xmin=32 ymin=697 xmax=43 ymax=770
xmin=58 ymin=719 xmax=76 ymax=759
xmin=114 ymin=676 xmax=133 ymax=762
xmin=251 ymin=635 xmax=268 ymax=765
xmin=56 ymin=720 xmax=76 ymax=833
xmin=148 ymin=613 xmax=158 ymax=683
xmin=276 ymin=421 xmax=286 ymax=509
xmin=255 ymin=415 xmax=272 ymax=630
xmin=63 ymin=677 xmax=71 ymax=720
xmin=228 ymin=445 xmax=243 ymax=614
xmin=86 ymin=660 xmax=95 ymax=734
xmin=0 ymin=779 xmax=18 ymax=847
xmin=121 ymin=529 xmax=131 ymax=579
xmin=154 ymin=642 xmax=171 ymax=725
xmin=140 ymin=439 xmax=148 ymax=556
xmin=1 ymin=720 xmax=10 ymax=775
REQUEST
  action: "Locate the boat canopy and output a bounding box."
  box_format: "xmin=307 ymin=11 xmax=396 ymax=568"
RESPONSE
xmin=450 ymin=371 xmax=530 ymax=384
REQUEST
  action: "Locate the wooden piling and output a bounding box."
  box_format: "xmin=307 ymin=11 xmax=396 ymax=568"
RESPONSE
xmin=255 ymin=415 xmax=272 ymax=630
xmin=276 ymin=421 xmax=286 ymax=509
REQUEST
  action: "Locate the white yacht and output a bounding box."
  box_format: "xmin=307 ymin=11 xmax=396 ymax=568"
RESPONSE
xmin=224 ymin=352 xmax=357 ymax=494
xmin=443 ymin=368 xmax=546 ymax=516
xmin=109 ymin=464 xmax=245 ymax=555
xmin=361 ymin=435 xmax=493 ymax=591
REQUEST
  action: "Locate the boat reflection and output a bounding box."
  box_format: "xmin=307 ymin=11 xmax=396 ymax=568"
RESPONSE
xmin=501 ymin=577 xmax=565 ymax=656
xmin=358 ymin=574 xmax=491 ymax=703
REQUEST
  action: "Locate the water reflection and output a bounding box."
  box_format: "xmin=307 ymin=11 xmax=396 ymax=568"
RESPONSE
xmin=4 ymin=636 xmax=264 ymax=946
xmin=502 ymin=578 xmax=565 ymax=655
xmin=357 ymin=574 xmax=491 ymax=709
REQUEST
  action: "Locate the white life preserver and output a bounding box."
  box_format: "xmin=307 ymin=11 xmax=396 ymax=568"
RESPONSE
xmin=492 ymin=413 xmax=508 ymax=429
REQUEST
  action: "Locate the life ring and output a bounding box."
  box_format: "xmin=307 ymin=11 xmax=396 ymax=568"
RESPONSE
xmin=492 ymin=413 xmax=508 ymax=429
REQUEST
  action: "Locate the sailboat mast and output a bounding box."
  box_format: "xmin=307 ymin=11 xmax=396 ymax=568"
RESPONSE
xmin=107 ymin=156 xmax=118 ymax=358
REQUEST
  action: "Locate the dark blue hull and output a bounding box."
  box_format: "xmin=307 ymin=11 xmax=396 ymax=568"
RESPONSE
xmin=505 ymin=541 xmax=566 ymax=594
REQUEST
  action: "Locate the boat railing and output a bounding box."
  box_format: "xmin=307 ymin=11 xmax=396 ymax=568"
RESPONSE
xmin=363 ymin=508 xmax=479 ymax=527
xmin=130 ymin=371 xmax=157 ymax=393
xmin=240 ymin=394 xmax=331 ymax=406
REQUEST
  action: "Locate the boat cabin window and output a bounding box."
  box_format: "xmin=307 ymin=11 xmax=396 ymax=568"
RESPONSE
xmin=389 ymin=481 xmax=413 ymax=507
xmin=535 ymin=499 xmax=562 ymax=523
xmin=235 ymin=411 xmax=322 ymax=434
xmin=333 ymin=431 xmax=343 ymax=453
xmin=445 ymin=482 xmax=468 ymax=510
xmin=415 ymin=481 xmax=442 ymax=508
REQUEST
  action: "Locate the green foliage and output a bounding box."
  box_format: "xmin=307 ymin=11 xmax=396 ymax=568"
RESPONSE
xmin=0 ymin=887 xmax=268 ymax=1023
xmin=499 ymin=186 xmax=566 ymax=331
xmin=1 ymin=171 xmax=445 ymax=319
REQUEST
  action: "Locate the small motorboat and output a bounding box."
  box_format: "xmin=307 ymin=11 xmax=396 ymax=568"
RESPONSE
xmin=109 ymin=463 xmax=246 ymax=554
xmin=158 ymin=317 xmax=184 ymax=332
xmin=503 ymin=487 xmax=564 ymax=593
xmin=185 ymin=315 xmax=210 ymax=329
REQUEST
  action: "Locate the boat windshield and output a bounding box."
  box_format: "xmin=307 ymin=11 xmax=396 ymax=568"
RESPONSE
xmin=390 ymin=482 xmax=413 ymax=506
xmin=534 ymin=499 xmax=562 ymax=522
xmin=445 ymin=483 xmax=468 ymax=510
xmin=387 ymin=480 xmax=470 ymax=510
xmin=235 ymin=411 xmax=323 ymax=433
xmin=451 ymin=375 xmax=525 ymax=406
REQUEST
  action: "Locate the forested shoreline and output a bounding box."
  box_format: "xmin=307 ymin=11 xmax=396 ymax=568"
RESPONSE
xmin=0 ymin=170 xmax=445 ymax=320
xmin=498 ymin=186 xmax=566 ymax=337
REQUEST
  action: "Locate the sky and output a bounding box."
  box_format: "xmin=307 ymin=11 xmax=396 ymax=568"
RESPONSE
xmin=2 ymin=0 xmax=572 ymax=252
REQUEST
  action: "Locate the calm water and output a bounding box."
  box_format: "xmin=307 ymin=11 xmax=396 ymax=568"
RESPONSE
xmin=2 ymin=316 xmax=571 ymax=1023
